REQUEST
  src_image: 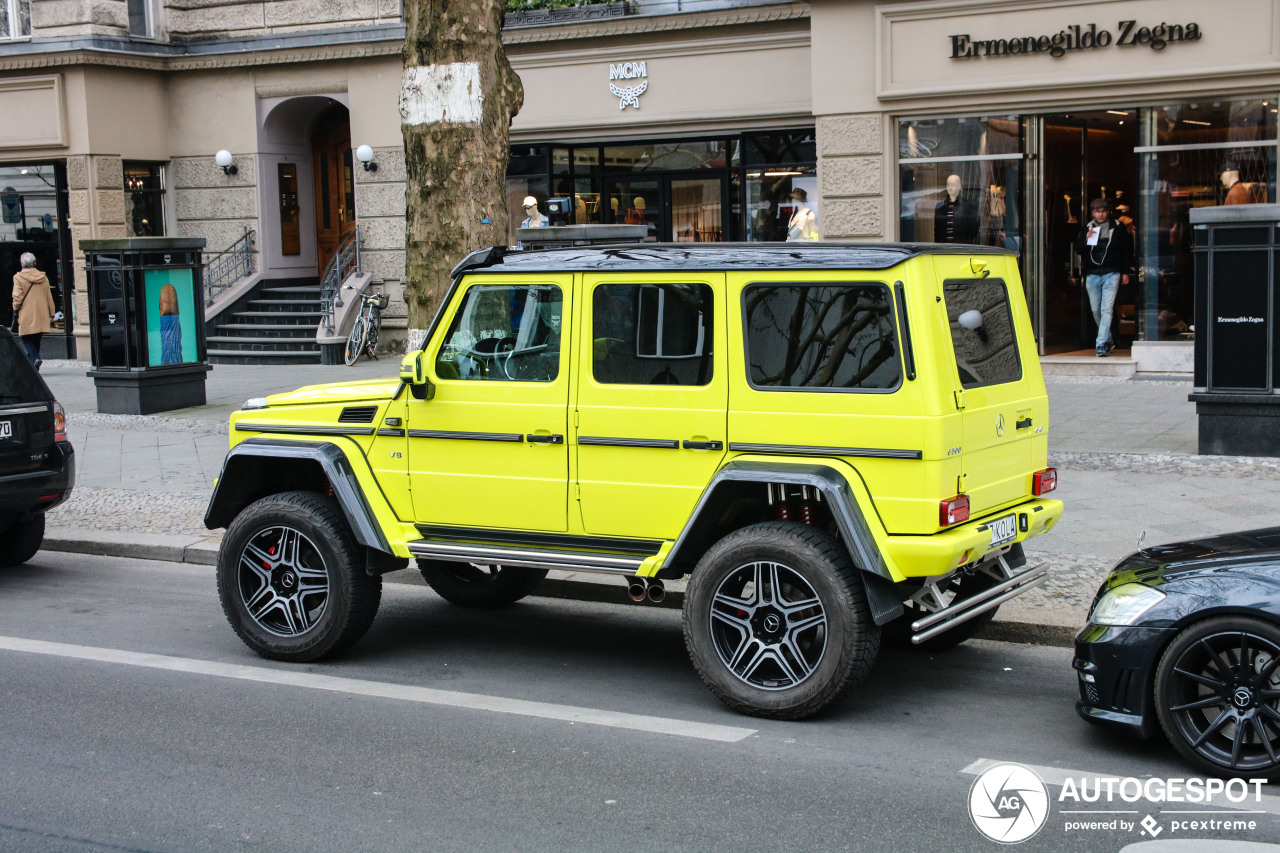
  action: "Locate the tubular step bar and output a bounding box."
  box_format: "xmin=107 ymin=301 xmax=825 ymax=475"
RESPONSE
xmin=407 ymin=540 xmax=646 ymax=575
xmin=909 ymin=563 xmax=1049 ymax=645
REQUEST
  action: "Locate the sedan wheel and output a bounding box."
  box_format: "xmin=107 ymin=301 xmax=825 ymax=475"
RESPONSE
xmin=1155 ymin=616 xmax=1280 ymax=777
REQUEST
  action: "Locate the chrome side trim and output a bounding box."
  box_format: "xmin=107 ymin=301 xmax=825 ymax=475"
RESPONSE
xmin=909 ymin=563 xmax=1049 ymax=643
xmin=0 ymin=404 xmax=50 ymax=415
xmin=235 ymin=423 xmax=376 ymax=436
xmin=407 ymin=541 xmax=645 ymax=575
xmin=408 ymin=429 xmax=524 ymax=443
xmin=579 ymin=436 xmax=680 ymax=449
xmin=728 ymin=442 xmax=922 ymax=460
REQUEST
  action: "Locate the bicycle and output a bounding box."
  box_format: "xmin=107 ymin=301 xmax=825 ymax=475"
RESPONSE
xmin=344 ymin=287 xmax=389 ymax=365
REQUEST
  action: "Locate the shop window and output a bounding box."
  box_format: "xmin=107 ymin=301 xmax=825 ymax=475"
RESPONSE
xmin=124 ymin=162 xmax=165 ymax=237
xmin=744 ymin=166 xmax=817 ymax=242
xmin=0 ymin=163 xmax=68 ymax=333
xmin=592 ymin=284 xmax=713 ymax=386
xmin=742 ymin=131 xmax=817 ymax=167
xmin=603 ymin=140 xmax=727 ymax=172
xmin=1155 ymin=99 xmax=1277 ymax=147
xmin=1 ymin=0 xmax=31 ymax=39
xmin=744 ymin=283 xmax=900 ymax=391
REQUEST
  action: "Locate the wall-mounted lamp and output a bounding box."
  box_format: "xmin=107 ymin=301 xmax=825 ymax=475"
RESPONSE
xmin=215 ymin=149 xmax=238 ymax=176
xmin=355 ymin=144 xmax=377 ymax=172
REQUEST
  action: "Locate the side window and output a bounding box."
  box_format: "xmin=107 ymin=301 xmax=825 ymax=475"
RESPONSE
xmin=436 ymin=283 xmax=562 ymax=382
xmin=943 ymin=278 xmax=1022 ymax=388
xmin=744 ymin=283 xmax=900 ymax=390
xmin=592 ymin=283 xmax=714 ymax=386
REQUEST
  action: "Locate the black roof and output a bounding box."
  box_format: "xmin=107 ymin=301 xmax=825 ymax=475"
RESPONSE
xmin=452 ymin=242 xmax=1014 ymax=278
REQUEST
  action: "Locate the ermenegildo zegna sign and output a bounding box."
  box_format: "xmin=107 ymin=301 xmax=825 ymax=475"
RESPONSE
xmin=949 ymin=20 xmax=1202 ymax=60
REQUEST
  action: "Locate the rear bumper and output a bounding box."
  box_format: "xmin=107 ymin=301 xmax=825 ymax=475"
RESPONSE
xmin=0 ymin=441 xmax=75 ymax=522
xmin=884 ymin=497 xmax=1063 ymax=579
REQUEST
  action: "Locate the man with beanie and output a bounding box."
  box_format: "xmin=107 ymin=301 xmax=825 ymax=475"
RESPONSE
xmin=1074 ymin=198 xmax=1134 ymax=357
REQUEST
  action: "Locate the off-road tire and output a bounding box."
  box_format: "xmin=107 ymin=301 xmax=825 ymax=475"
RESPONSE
xmin=683 ymin=521 xmax=879 ymax=720
xmin=417 ymin=560 xmax=548 ymax=608
xmin=217 ymin=491 xmax=381 ymax=662
xmin=0 ymin=513 xmax=45 ymax=567
xmin=883 ymin=570 xmax=1002 ymax=651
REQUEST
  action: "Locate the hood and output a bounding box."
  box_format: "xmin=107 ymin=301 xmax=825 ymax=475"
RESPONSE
xmin=14 ymin=268 xmax=48 ymax=285
xmin=1101 ymin=525 xmax=1280 ymax=592
xmin=265 ymin=378 xmax=401 ymax=407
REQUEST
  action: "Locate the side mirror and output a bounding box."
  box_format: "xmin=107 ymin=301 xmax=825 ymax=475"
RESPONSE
xmin=399 ymin=351 xmax=435 ymax=400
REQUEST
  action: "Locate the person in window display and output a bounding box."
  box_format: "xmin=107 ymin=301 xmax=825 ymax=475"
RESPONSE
xmin=1220 ymin=159 xmax=1252 ymax=205
xmin=934 ymin=174 xmax=979 ymax=244
xmin=786 ymin=188 xmax=818 ymax=242
xmin=1075 ymin=198 xmax=1134 ymax=357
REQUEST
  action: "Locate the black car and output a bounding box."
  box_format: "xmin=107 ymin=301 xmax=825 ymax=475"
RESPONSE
xmin=0 ymin=327 xmax=74 ymax=566
xmin=1075 ymin=528 xmax=1280 ymax=778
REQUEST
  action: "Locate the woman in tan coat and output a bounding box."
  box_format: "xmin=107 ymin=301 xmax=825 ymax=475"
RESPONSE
xmin=12 ymin=252 xmax=56 ymax=370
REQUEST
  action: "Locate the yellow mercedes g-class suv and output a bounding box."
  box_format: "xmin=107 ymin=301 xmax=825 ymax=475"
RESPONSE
xmin=206 ymin=243 xmax=1061 ymax=719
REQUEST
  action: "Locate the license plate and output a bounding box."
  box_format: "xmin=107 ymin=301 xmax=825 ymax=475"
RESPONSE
xmin=988 ymin=513 xmax=1017 ymax=547
xmin=0 ymin=419 xmax=10 ymax=440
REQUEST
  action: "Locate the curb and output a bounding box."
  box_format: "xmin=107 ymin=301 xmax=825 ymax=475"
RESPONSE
xmin=40 ymin=532 xmax=1078 ymax=648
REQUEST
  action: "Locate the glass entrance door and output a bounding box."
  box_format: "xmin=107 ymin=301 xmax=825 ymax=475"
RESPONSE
xmin=668 ymin=176 xmax=724 ymax=242
xmin=1040 ymin=110 xmax=1138 ymax=353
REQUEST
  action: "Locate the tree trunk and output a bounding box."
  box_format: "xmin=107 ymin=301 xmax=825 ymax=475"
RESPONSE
xmin=400 ymin=0 xmax=524 ymax=342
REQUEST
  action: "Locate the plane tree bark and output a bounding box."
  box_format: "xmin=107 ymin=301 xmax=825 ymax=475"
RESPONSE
xmin=400 ymin=0 xmax=524 ymax=341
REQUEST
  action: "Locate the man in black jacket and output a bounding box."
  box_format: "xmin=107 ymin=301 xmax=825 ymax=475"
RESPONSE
xmin=1075 ymin=198 xmax=1134 ymax=356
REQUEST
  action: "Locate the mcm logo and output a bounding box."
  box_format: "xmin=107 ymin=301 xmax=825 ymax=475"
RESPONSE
xmin=608 ymin=61 xmax=648 ymax=110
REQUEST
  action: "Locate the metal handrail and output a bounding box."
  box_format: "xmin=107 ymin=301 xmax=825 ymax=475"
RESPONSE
xmin=203 ymin=227 xmax=256 ymax=306
xmin=320 ymin=225 xmax=362 ymax=334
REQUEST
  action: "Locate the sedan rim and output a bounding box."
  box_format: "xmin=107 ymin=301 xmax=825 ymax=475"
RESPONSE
xmin=1166 ymin=629 xmax=1280 ymax=771
xmin=237 ymin=526 xmax=330 ymax=637
xmin=709 ymin=561 xmax=827 ymax=691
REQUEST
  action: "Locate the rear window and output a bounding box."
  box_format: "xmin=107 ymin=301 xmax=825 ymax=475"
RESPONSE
xmin=743 ymin=283 xmax=901 ymax=391
xmin=943 ymin=278 xmax=1022 ymax=388
xmin=0 ymin=330 xmax=50 ymax=404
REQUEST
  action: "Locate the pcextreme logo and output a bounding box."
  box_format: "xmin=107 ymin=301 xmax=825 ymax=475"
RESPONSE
xmin=969 ymin=762 xmax=1050 ymax=844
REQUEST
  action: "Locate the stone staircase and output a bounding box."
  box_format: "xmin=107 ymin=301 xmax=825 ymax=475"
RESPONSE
xmin=207 ymin=279 xmax=324 ymax=365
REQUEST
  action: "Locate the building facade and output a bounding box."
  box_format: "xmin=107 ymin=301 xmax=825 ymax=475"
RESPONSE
xmin=0 ymin=0 xmax=1277 ymax=363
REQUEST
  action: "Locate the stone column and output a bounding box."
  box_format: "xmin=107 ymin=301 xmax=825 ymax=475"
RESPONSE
xmin=817 ymin=113 xmax=888 ymax=241
xmin=66 ymin=154 xmax=127 ymax=354
xmin=353 ymin=146 xmax=408 ymax=351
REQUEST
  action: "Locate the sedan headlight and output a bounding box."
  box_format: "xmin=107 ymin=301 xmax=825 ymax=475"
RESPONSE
xmin=243 ymin=397 xmax=270 ymax=410
xmin=1090 ymin=583 xmax=1166 ymax=626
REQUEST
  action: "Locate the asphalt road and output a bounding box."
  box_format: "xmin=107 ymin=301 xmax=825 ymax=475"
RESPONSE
xmin=2 ymin=551 xmax=1278 ymax=853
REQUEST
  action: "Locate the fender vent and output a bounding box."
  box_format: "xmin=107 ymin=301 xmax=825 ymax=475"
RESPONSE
xmin=338 ymin=406 xmax=378 ymax=424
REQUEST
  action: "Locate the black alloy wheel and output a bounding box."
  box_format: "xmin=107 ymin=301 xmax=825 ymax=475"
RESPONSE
xmin=417 ymin=560 xmax=548 ymax=608
xmin=217 ymin=491 xmax=381 ymax=662
xmin=1154 ymin=616 xmax=1280 ymax=778
xmin=683 ymin=521 xmax=879 ymax=720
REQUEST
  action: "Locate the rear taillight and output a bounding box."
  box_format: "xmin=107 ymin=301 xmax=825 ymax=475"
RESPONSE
xmin=53 ymin=401 xmax=67 ymax=442
xmin=940 ymin=495 xmax=970 ymax=527
xmin=1033 ymin=467 xmax=1057 ymax=495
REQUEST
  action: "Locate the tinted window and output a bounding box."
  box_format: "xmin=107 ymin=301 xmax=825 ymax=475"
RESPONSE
xmin=0 ymin=330 xmax=50 ymax=403
xmin=436 ymin=284 xmax=562 ymax=382
xmin=744 ymin=284 xmax=900 ymax=390
xmin=943 ymin=278 xmax=1023 ymax=388
xmin=593 ymin=284 xmax=713 ymax=386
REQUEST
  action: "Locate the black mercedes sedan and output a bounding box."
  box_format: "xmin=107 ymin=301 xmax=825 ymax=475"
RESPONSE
xmin=1074 ymin=528 xmax=1280 ymax=778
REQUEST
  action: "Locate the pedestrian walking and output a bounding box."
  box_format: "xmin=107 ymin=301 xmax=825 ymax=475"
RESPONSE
xmin=11 ymin=252 xmax=56 ymax=370
xmin=1074 ymin=198 xmax=1134 ymax=357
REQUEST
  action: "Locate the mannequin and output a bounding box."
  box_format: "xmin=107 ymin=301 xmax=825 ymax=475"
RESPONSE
xmin=934 ymin=174 xmax=978 ymax=243
xmin=625 ymin=196 xmax=647 ymax=225
xmin=1221 ymin=160 xmax=1250 ymax=205
xmin=520 ymin=195 xmax=549 ymax=228
xmin=786 ymin=188 xmax=818 ymax=242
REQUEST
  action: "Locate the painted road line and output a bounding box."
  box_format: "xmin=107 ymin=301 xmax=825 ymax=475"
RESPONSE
xmin=963 ymin=759 xmax=1280 ymax=816
xmin=0 ymin=635 xmax=756 ymax=744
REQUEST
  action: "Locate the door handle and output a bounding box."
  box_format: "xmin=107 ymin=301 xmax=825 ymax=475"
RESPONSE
xmin=1016 ymin=417 xmax=1033 ymax=430
xmin=682 ymin=440 xmax=724 ymax=451
xmin=526 ymin=434 xmax=564 ymax=444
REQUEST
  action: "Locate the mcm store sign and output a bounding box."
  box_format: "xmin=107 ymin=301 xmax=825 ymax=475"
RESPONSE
xmin=949 ymin=19 xmax=1202 ymax=60
xmin=608 ymin=62 xmax=648 ymax=110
